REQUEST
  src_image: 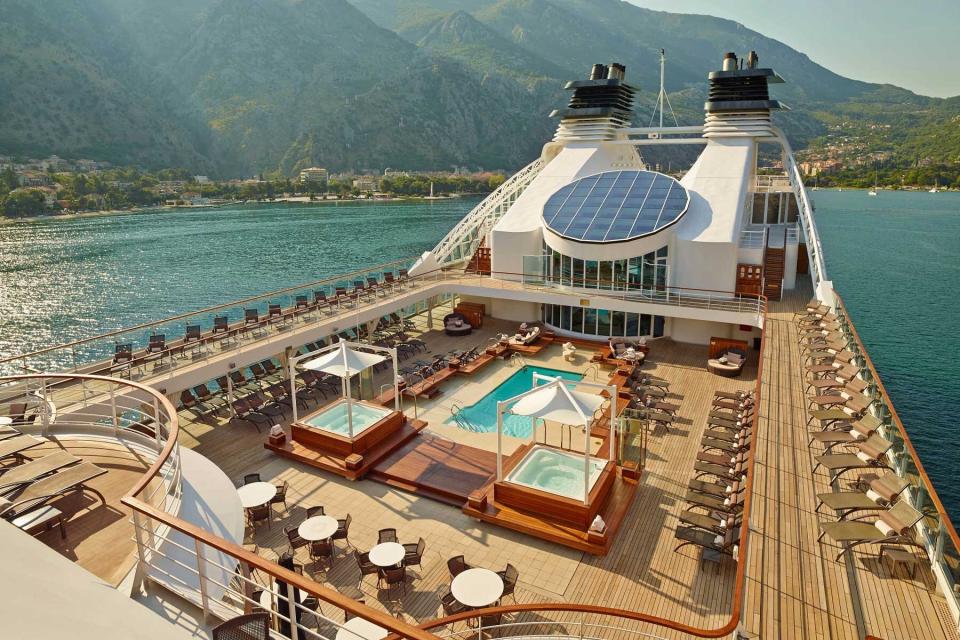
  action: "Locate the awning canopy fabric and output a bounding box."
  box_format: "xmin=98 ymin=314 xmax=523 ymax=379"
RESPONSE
xmin=508 ymin=378 xmax=605 ymax=427
xmin=301 ymin=342 xmax=385 ymax=378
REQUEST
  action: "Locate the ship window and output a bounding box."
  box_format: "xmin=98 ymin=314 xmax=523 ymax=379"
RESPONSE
xmin=542 ymin=305 xmax=662 ymax=338
xmin=542 ymin=170 xmax=689 ymax=242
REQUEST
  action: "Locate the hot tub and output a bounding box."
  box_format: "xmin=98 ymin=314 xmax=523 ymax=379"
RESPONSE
xmin=302 ymin=399 xmax=391 ymax=437
xmin=494 ymin=444 xmax=615 ymax=529
xmin=292 ymin=399 xmax=404 ymax=457
xmin=506 ymin=445 xmax=605 ymax=500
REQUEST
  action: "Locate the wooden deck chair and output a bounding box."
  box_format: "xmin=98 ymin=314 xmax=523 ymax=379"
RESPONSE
xmin=817 ymin=501 xmax=924 ymax=560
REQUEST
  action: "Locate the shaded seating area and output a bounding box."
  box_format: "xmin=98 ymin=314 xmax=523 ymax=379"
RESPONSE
xmin=707 ymin=349 xmax=745 ymax=377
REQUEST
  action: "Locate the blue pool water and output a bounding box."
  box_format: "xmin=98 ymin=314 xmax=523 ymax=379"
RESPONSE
xmin=448 ymin=365 xmax=583 ymax=438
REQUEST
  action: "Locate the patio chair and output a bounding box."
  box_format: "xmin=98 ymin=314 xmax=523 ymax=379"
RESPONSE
xmin=193 ymin=384 xmax=227 ymax=414
xmin=212 ymin=613 xmax=270 ymax=640
xmin=244 ymin=308 xmax=266 ymax=337
xmin=270 ymin=481 xmax=288 ymax=512
xmin=212 ymin=315 xmax=236 ymax=347
xmin=310 ymin=539 xmax=335 ymax=568
xmin=447 ymin=555 xmax=470 ymax=578
xmin=403 ymin=537 xmax=425 ymax=570
xmin=182 ymin=324 xmax=204 ymax=357
xmin=246 ymin=504 xmax=271 ymax=530
xmin=285 ymin=525 xmax=310 ymax=556
xmin=354 ymin=550 xmax=379 ymax=589
xmin=305 ymin=506 xmax=325 ymax=518
xmin=144 ymin=334 xmax=167 ymax=366
xmin=378 ymin=566 xmax=406 ymax=595
xmin=685 ymin=489 xmax=746 ymax=515
xmin=497 ymin=563 xmax=519 ymax=604
xmin=268 ymin=304 xmax=289 ymax=329
xmin=332 ymin=513 xmax=352 ymax=549
xmin=439 ymin=586 xmax=469 ymax=619
xmin=377 ymin=527 xmax=397 ymax=544
xmin=314 ymin=290 xmax=333 ymax=314
xmin=817 ymin=501 xmax=924 ymax=560
xmin=243 ymin=473 xmax=262 ymax=485
xmin=111 ymin=343 xmax=135 ymax=377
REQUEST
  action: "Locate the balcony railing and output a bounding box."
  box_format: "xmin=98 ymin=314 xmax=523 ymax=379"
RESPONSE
xmin=753 ymin=174 xmax=793 ymax=192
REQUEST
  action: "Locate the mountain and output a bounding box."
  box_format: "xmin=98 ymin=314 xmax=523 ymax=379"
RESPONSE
xmin=0 ymin=0 xmax=956 ymax=176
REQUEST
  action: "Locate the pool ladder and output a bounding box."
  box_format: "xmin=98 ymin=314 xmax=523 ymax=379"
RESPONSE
xmin=450 ymin=402 xmax=481 ymax=432
xmin=510 ymin=353 xmax=527 ymax=368
xmin=582 ymin=364 xmax=600 ymax=380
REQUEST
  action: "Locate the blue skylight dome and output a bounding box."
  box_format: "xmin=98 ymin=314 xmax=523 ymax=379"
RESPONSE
xmin=542 ymin=170 xmax=689 ymax=243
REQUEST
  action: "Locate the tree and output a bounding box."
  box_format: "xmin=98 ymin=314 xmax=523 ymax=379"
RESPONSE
xmin=0 ymin=166 xmax=18 ymax=194
xmin=2 ymin=189 xmax=48 ymax=217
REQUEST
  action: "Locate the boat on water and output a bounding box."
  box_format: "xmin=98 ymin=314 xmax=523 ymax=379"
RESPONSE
xmin=868 ymin=168 xmax=878 ymax=196
xmin=2 ymin=51 xmax=959 ymax=640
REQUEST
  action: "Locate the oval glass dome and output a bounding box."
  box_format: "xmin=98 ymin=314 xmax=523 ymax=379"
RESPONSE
xmin=542 ymin=170 xmax=689 ymax=243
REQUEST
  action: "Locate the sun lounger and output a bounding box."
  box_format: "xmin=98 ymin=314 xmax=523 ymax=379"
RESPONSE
xmin=0 ymin=425 xmax=20 ymax=440
xmin=812 ymin=433 xmax=893 ymax=482
xmin=0 ymin=462 xmax=107 ymax=518
xmin=689 ymin=478 xmax=743 ymax=499
xmin=679 ymin=510 xmax=740 ymax=534
xmin=674 ymin=525 xmax=740 ymax=557
xmin=685 ymin=488 xmax=745 ymax=514
xmin=808 ymin=414 xmax=881 ymax=448
xmin=0 ymin=451 xmax=79 ymax=493
xmin=815 ymin=472 xmax=909 ymax=517
xmin=817 ymin=501 xmax=923 ymax=560
xmin=0 ymin=435 xmax=43 ymax=463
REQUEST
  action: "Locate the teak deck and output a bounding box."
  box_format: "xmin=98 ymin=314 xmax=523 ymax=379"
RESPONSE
xmin=367 ymin=434 xmax=496 ymax=506
xmin=265 ymin=418 xmax=427 ymax=481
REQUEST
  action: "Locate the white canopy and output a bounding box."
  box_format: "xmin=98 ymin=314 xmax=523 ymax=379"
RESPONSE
xmin=509 ymin=379 xmax=605 ymax=427
xmin=301 ymin=342 xmax=386 ymax=378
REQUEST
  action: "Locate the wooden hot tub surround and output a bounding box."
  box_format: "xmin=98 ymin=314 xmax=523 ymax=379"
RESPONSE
xmin=291 ymin=401 xmax=405 ymax=457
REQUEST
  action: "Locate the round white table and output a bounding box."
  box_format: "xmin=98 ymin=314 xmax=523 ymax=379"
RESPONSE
xmin=298 ymin=515 xmax=338 ymax=541
xmin=237 ymin=482 xmax=277 ymax=509
xmin=259 ymin=587 xmax=310 ymax=610
xmin=0 ymin=416 xmax=12 ymax=426
xmin=451 ymin=568 xmax=504 ymax=608
xmin=335 ymin=617 xmax=388 ymax=640
xmin=368 ymin=542 xmax=404 ymax=567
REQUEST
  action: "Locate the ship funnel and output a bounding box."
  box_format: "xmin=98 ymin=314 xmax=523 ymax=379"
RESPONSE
xmin=550 ymin=62 xmax=636 ymax=142
xmin=722 ymin=52 xmax=737 ymax=72
xmin=703 ymin=50 xmax=787 ymax=139
xmin=590 ymin=64 xmax=608 ymax=80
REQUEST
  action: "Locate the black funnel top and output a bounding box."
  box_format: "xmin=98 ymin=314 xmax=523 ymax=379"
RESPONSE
xmin=705 ymin=58 xmax=786 ymax=114
xmin=551 ymin=63 xmax=636 ymax=121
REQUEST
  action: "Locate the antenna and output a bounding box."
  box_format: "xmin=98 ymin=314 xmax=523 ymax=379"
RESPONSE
xmin=649 ymin=49 xmax=679 ymax=128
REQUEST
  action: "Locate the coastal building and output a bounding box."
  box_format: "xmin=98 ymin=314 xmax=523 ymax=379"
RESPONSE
xmin=299 ymin=166 xmax=328 ymax=185
xmin=352 ymin=175 xmax=378 ymax=192
xmin=157 ymin=180 xmax=185 ymax=195
xmin=1 ymin=52 xmax=957 ymax=640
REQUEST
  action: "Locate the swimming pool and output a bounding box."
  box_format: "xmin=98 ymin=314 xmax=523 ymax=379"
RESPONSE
xmin=302 ymin=399 xmax=391 ymax=437
xmin=448 ymin=365 xmax=583 ymax=438
xmin=506 ymin=445 xmax=606 ymax=500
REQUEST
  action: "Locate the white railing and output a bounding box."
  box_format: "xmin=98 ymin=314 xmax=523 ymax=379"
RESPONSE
xmin=0 ymin=373 xmax=183 ymax=565
xmin=430 ymin=158 xmax=545 ymax=266
xmin=739 ymin=229 xmax=766 ymax=248
xmin=754 ymin=175 xmax=793 ymax=192
xmin=785 ymin=226 xmax=799 ymax=245
xmin=508 ymin=270 xmax=765 ymax=318
xmin=774 ymin=130 xmax=829 ymax=294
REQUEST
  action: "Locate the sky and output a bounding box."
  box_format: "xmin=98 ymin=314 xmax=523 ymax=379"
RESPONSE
xmin=628 ymin=0 xmax=960 ymax=98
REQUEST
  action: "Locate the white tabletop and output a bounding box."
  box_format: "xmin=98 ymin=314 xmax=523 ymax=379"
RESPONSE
xmin=335 ymin=617 xmax=388 ymax=640
xmin=451 ymin=568 xmax=504 ymax=608
xmin=298 ymin=515 xmax=338 ymax=541
xmin=259 ymin=587 xmax=310 ymax=610
xmin=368 ymin=542 xmax=404 ymax=567
xmin=237 ymin=482 xmax=277 ymax=508
xmin=0 ymin=417 xmax=12 ymax=426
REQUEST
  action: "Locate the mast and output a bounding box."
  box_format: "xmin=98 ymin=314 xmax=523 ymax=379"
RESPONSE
xmin=649 ymin=49 xmax=679 ymax=127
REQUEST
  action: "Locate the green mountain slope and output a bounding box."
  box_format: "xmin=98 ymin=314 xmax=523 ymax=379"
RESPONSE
xmin=0 ymin=0 xmax=956 ymax=175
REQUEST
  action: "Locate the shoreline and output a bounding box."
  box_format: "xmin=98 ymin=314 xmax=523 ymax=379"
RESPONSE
xmin=0 ymin=193 xmax=485 ymax=224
